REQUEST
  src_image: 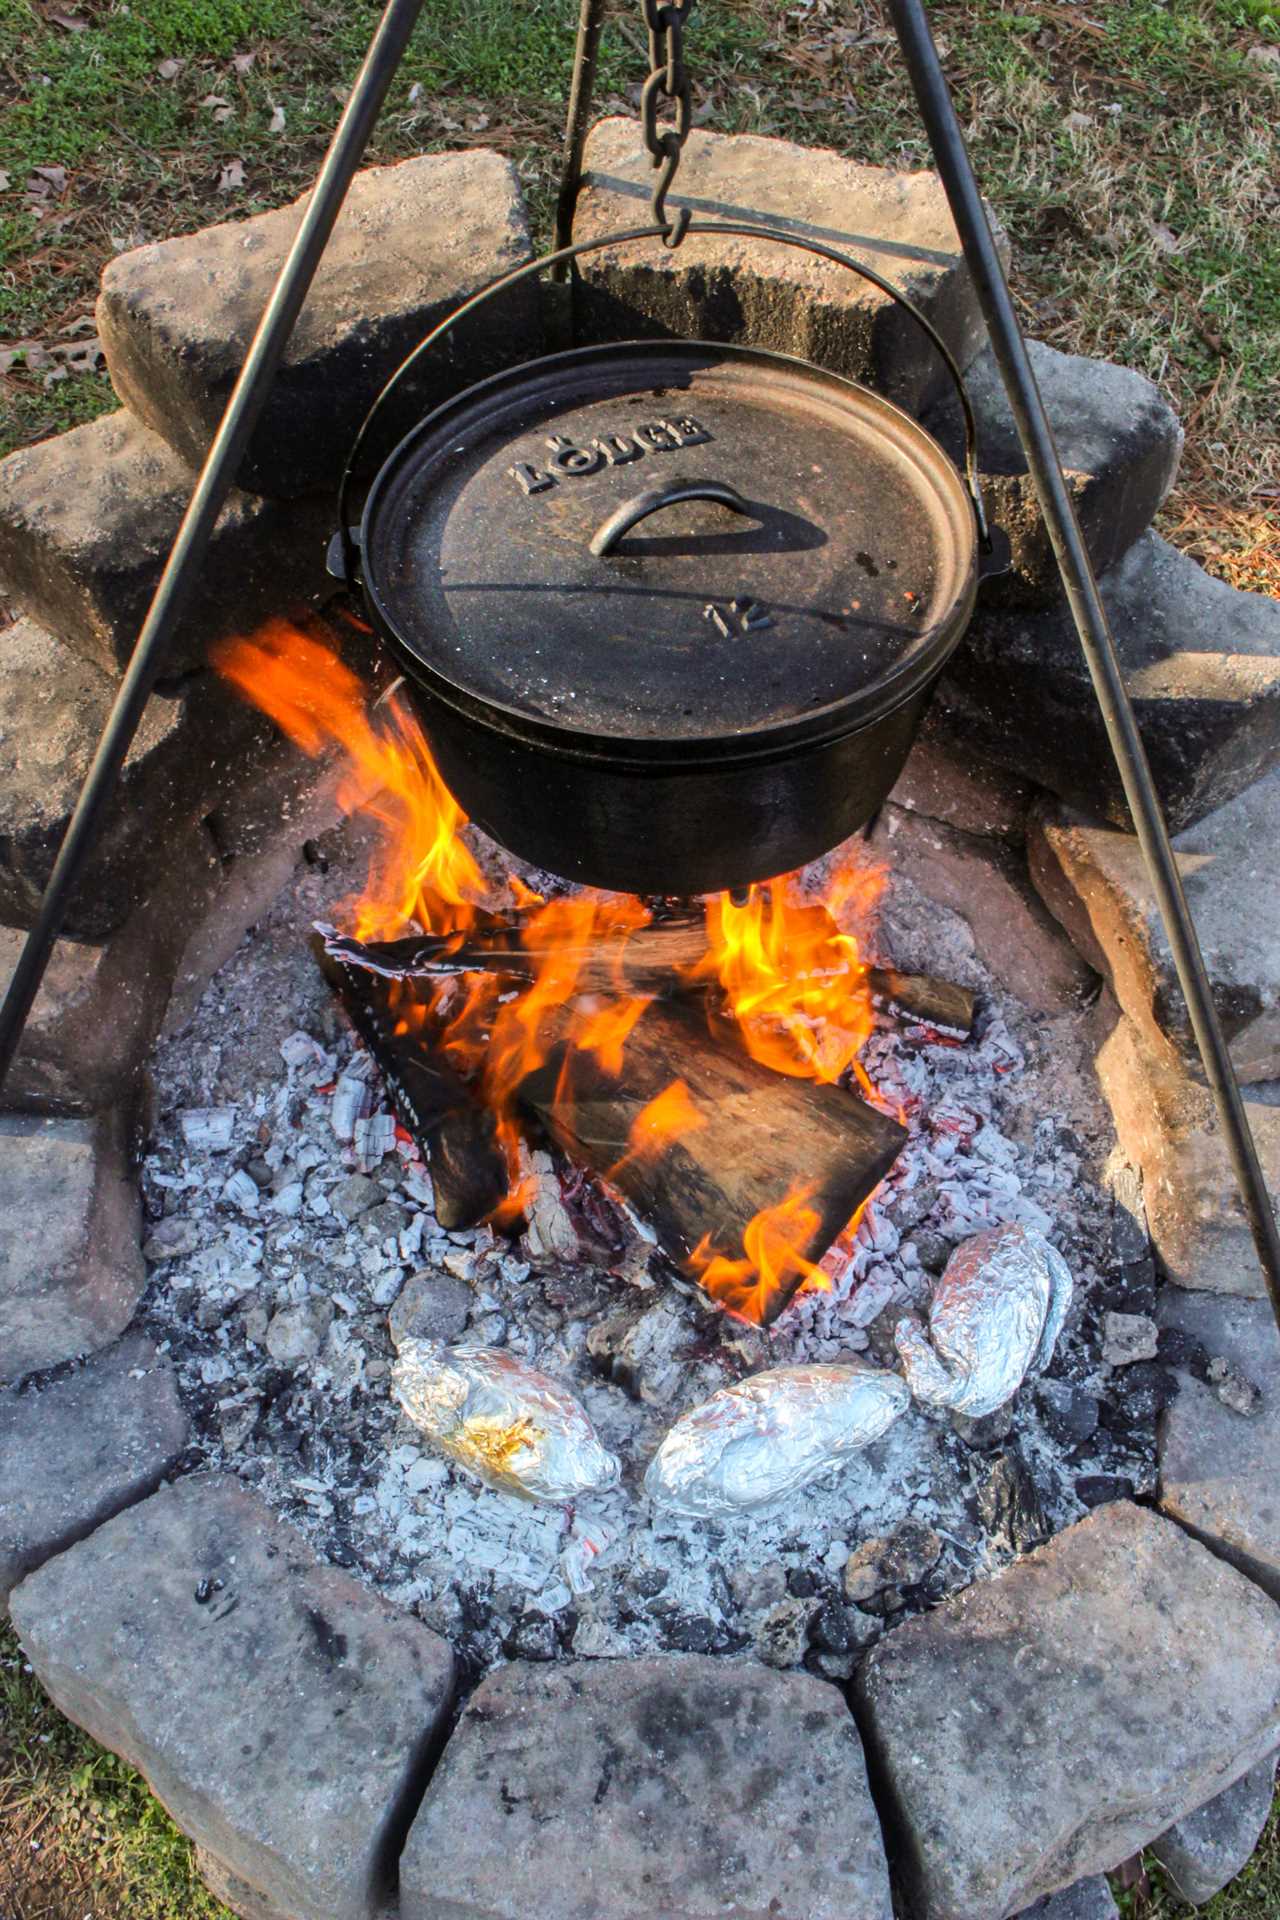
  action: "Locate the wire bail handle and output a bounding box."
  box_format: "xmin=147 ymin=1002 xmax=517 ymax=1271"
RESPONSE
xmin=335 ymin=219 xmax=996 ymax=591
xmin=640 ymin=0 xmax=696 ymax=244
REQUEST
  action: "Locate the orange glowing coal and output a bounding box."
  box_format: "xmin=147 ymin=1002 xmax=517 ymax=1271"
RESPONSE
xmin=214 ymin=619 xmax=887 ymax=1324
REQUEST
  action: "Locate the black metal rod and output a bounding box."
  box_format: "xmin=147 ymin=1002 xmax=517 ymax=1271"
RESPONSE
xmin=888 ymin=0 xmax=1280 ymax=1329
xmin=552 ymin=0 xmax=610 ymax=274
xmin=0 ymin=0 xmax=426 ymax=1094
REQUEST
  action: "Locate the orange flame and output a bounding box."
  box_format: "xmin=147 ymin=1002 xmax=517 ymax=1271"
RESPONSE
xmin=688 ymin=1182 xmax=829 ymax=1325
xmin=215 ymin=618 xmax=483 ymax=939
xmin=215 ymin=620 xmax=889 ymax=1324
xmin=695 ymin=859 xmax=884 ymax=1097
xmin=609 ymin=1078 xmax=706 ymax=1180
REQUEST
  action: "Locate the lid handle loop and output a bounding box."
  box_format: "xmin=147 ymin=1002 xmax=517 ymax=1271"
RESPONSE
xmin=589 ymin=478 xmax=751 ymax=556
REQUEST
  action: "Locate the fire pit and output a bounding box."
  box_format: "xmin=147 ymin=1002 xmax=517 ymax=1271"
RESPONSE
xmin=4 ymin=9 xmax=1279 ymax=1908
xmin=135 ymin=619 xmax=1157 ymax=1675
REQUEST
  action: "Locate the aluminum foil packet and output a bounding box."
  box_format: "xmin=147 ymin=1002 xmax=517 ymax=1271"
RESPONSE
xmin=643 ymin=1362 xmax=910 ymax=1519
xmin=393 ymin=1337 xmax=621 ymax=1503
xmin=894 ymin=1222 xmax=1074 ymax=1418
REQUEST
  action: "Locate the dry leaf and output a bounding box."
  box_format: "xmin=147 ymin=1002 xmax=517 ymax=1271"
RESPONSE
xmin=232 ymin=51 xmax=255 ymax=73
xmin=48 ymin=8 xmax=89 ymax=29
xmin=157 ymin=56 xmax=184 ymax=78
xmin=0 ymin=171 xmax=10 ymax=192
xmin=31 ymin=165 xmax=67 ymax=193
xmin=1150 ymin=220 xmax=1184 ymax=255
xmin=269 ymin=103 xmax=286 ymax=133
xmin=407 ymin=81 xmax=423 ymax=104
xmin=218 ymin=159 xmax=245 ymax=192
xmin=466 ymin=112 xmax=490 ymax=131
xmin=200 ymin=93 xmax=231 ymax=108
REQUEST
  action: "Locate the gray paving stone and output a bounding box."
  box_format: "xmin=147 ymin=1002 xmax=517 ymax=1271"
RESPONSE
xmin=1150 ymin=1752 xmax=1278 ymax=1905
xmin=853 ymin=1501 xmax=1280 ymax=1920
xmin=1094 ymin=1012 xmax=1280 ymax=1297
xmin=0 ymin=614 xmax=266 ymax=939
xmin=1157 ymin=1287 xmax=1280 ymax=1601
xmin=0 ymin=922 xmax=161 ymax=1116
xmin=0 ymin=1333 xmax=187 ymax=1605
xmin=98 ymin=151 xmax=539 ymax=497
xmin=889 ymin=711 xmax=1033 ymax=843
xmin=870 ymin=802 xmax=1098 ymax=1013
xmin=400 ymin=1654 xmax=893 ymax=1920
xmin=938 ymin=533 xmax=1280 ymax=833
xmin=1014 ymin=1877 xmax=1119 ymax=1919
xmin=572 ymin=119 xmax=1000 ymax=413
xmin=925 ymin=340 xmax=1182 ymax=607
xmin=10 ymin=1474 xmax=455 ymax=1920
xmin=1032 ymin=770 xmax=1280 ymax=1085
xmin=0 ymin=1112 xmax=144 ymax=1385
xmin=0 ymin=411 xmax=333 ymax=677
xmin=196 ymin=1844 xmax=355 ymax=1920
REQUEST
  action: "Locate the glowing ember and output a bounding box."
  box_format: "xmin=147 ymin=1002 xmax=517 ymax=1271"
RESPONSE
xmin=215 ymin=619 xmax=890 ymax=1323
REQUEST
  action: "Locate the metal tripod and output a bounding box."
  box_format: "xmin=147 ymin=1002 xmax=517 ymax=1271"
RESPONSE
xmin=1 ymin=0 xmax=1276 ymax=1330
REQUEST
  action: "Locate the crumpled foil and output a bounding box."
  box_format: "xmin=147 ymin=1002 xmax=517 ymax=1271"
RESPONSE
xmin=643 ymin=1363 xmax=911 ymax=1518
xmin=392 ymin=1337 xmax=621 ymax=1503
xmin=894 ymin=1222 xmax=1073 ymax=1418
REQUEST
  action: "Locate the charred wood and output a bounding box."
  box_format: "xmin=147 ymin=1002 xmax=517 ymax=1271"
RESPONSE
xmin=518 ymin=997 xmax=907 ymax=1326
xmin=311 ymin=933 xmax=507 ymax=1228
xmin=321 ymin=922 xmax=976 ymax=1036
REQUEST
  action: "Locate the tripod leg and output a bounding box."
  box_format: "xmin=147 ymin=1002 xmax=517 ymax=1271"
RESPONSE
xmin=0 ymin=0 xmax=426 ymax=1092
xmin=887 ymin=0 xmax=1280 ymax=1330
xmin=553 ymin=0 xmax=610 ymax=268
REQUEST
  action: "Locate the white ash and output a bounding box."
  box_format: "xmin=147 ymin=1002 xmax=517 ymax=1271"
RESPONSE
xmin=139 ymin=819 xmax=1161 ymax=1675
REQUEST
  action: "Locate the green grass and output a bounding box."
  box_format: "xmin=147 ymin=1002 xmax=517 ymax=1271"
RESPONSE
xmin=1 ymin=1623 xmax=233 ymax=1920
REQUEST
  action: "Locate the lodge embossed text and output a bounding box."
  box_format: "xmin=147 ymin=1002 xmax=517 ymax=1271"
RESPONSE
xmin=507 ymin=416 xmax=713 ymax=496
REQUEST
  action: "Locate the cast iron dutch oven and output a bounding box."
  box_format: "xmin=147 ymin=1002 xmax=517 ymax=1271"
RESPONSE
xmin=341 ymin=331 xmax=997 ymax=898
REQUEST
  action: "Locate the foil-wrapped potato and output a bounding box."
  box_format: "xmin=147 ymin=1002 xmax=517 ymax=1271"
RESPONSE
xmin=644 ymin=1362 xmax=910 ymax=1518
xmin=894 ymin=1222 xmax=1073 ymax=1418
xmin=393 ymin=1337 xmax=621 ymax=1503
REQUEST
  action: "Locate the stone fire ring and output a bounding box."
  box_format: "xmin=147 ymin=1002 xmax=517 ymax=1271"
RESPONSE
xmin=3 ymin=134 xmax=1280 ymax=1920
xmin=2 ymin=1338 xmax=1278 ymax=1920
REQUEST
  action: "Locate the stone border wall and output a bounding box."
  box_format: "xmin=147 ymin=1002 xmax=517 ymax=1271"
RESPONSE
xmin=3 ymin=127 xmax=1279 ymax=1920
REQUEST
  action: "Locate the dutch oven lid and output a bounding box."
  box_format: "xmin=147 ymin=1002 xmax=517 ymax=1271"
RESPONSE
xmin=359 ymin=340 xmax=978 ymax=761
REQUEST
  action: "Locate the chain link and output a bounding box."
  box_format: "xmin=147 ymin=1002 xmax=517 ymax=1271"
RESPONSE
xmin=639 ymin=0 xmax=695 ymax=245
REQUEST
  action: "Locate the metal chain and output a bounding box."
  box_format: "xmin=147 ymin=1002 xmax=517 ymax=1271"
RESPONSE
xmin=639 ymin=0 xmax=695 ymax=245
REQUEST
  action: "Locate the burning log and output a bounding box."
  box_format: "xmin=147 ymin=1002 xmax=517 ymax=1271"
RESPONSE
xmin=867 ymin=966 xmax=976 ymax=1037
xmin=316 ymin=930 xmax=907 ymax=1323
xmin=321 ymin=923 xmax=977 ymax=1037
xmin=314 ymin=935 xmax=509 ymax=1227
xmin=517 ymin=996 xmax=906 ymax=1326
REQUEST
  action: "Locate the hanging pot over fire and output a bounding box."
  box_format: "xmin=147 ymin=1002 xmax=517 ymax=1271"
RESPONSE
xmin=334 ymin=232 xmax=1005 ymax=898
